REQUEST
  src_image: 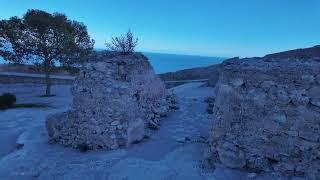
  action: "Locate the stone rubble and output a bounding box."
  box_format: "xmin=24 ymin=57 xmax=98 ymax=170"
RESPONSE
xmin=46 ymin=51 xmax=177 ymax=150
xmin=209 ymin=57 xmax=320 ymax=179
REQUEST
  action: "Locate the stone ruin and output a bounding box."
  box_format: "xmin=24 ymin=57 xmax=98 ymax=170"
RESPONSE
xmin=46 ymin=52 xmax=177 ymax=150
xmin=208 ymin=57 xmax=320 ymax=179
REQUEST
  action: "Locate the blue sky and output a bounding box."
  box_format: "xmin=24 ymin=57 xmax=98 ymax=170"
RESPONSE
xmin=0 ymin=0 xmax=319 ymax=57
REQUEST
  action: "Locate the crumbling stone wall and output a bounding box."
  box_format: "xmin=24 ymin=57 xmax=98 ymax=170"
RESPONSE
xmin=209 ymin=57 xmax=320 ymax=179
xmin=46 ymin=52 xmax=177 ymax=150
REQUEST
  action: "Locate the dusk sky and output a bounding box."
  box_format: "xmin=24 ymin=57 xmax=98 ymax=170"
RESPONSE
xmin=0 ymin=0 xmax=320 ymax=57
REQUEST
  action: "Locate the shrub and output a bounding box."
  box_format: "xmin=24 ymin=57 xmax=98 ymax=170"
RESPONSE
xmin=105 ymin=29 xmax=138 ymax=54
xmin=78 ymin=143 xmax=90 ymax=152
xmin=0 ymin=93 xmax=17 ymax=108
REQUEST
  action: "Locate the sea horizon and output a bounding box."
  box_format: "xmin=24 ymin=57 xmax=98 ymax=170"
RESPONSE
xmin=0 ymin=51 xmax=226 ymax=74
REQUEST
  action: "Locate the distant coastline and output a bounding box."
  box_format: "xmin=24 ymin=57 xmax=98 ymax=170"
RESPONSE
xmin=0 ymin=52 xmax=225 ymax=74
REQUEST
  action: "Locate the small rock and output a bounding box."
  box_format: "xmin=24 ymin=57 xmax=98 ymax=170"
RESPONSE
xmin=16 ymin=143 xmax=24 ymax=150
xmin=147 ymin=120 xmax=159 ymax=130
xmin=111 ymin=121 xmax=120 ymax=126
xmin=177 ymin=137 xmax=190 ymax=143
xmin=301 ymin=74 xmax=315 ymax=84
xmin=286 ymin=130 xmax=298 ymax=137
xmin=217 ymin=142 xmax=246 ymax=169
xmin=110 ymin=144 xmax=119 ymax=150
xmin=260 ymin=80 xmax=276 ymax=90
xmin=310 ymin=99 xmax=320 ymax=107
xmin=143 ymin=135 xmax=150 ymax=140
xmin=307 ymin=87 xmax=320 ymax=107
xmin=247 ymin=173 xmax=257 ymax=178
xmin=110 ymin=134 xmax=117 ymax=139
xmin=204 ymin=96 xmax=215 ymax=103
xmin=93 ymin=61 xmax=109 ymax=72
xmin=153 ymin=106 xmax=168 ymax=117
xmin=106 ymin=88 xmax=112 ymax=93
xmin=307 ymin=87 xmax=320 ymax=98
xmin=231 ymin=78 xmax=244 ymax=87
xmin=276 ymin=89 xmax=290 ymax=104
xmin=78 ymin=144 xmax=90 ymax=152
xmin=45 ymin=113 xmax=61 ymax=137
xmin=298 ymin=131 xmax=319 ymax=142
xmin=289 ymin=89 xmax=309 ymax=106
xmin=273 ymin=113 xmax=287 ymax=124
xmin=127 ymin=118 xmax=145 ymax=146
xmin=316 ymin=75 xmax=320 ymax=84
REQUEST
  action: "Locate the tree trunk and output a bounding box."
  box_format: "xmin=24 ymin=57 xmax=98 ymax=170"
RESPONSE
xmin=44 ymin=58 xmax=52 ymax=96
xmin=45 ymin=70 xmax=52 ymax=96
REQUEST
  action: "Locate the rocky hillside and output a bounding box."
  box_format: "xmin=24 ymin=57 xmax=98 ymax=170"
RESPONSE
xmin=160 ymin=45 xmax=320 ymax=88
xmin=159 ymin=64 xmax=222 ymax=87
xmin=265 ymin=45 xmax=320 ymax=59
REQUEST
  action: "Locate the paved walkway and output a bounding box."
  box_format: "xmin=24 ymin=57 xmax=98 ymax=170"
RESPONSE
xmin=0 ymin=72 xmax=75 ymax=80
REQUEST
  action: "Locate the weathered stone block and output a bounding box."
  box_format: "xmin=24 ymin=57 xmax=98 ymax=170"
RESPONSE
xmin=46 ymin=52 xmax=177 ymax=150
xmin=209 ymin=57 xmax=320 ymax=178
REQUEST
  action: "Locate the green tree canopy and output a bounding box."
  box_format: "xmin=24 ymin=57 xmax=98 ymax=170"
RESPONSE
xmin=0 ymin=9 xmax=94 ymax=95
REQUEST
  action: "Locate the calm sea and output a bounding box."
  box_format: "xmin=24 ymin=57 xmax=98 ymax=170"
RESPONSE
xmin=144 ymin=52 xmax=224 ymax=73
xmin=0 ymin=52 xmax=224 ymax=74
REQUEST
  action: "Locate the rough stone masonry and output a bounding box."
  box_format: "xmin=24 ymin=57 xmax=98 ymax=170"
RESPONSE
xmin=209 ymin=57 xmax=320 ymax=179
xmin=46 ymin=52 xmax=177 ymax=150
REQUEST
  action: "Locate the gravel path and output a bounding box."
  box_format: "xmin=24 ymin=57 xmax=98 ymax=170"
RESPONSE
xmin=0 ymin=83 xmax=286 ymax=180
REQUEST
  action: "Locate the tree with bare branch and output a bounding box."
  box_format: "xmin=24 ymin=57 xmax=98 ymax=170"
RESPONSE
xmin=105 ymin=30 xmax=138 ymax=54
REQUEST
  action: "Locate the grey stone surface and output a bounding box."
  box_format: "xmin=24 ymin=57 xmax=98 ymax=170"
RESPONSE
xmin=209 ymin=57 xmax=320 ymax=179
xmin=46 ymin=52 xmax=177 ymax=150
xmin=217 ymin=142 xmax=246 ymax=169
xmin=127 ymin=118 xmax=145 ymax=146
